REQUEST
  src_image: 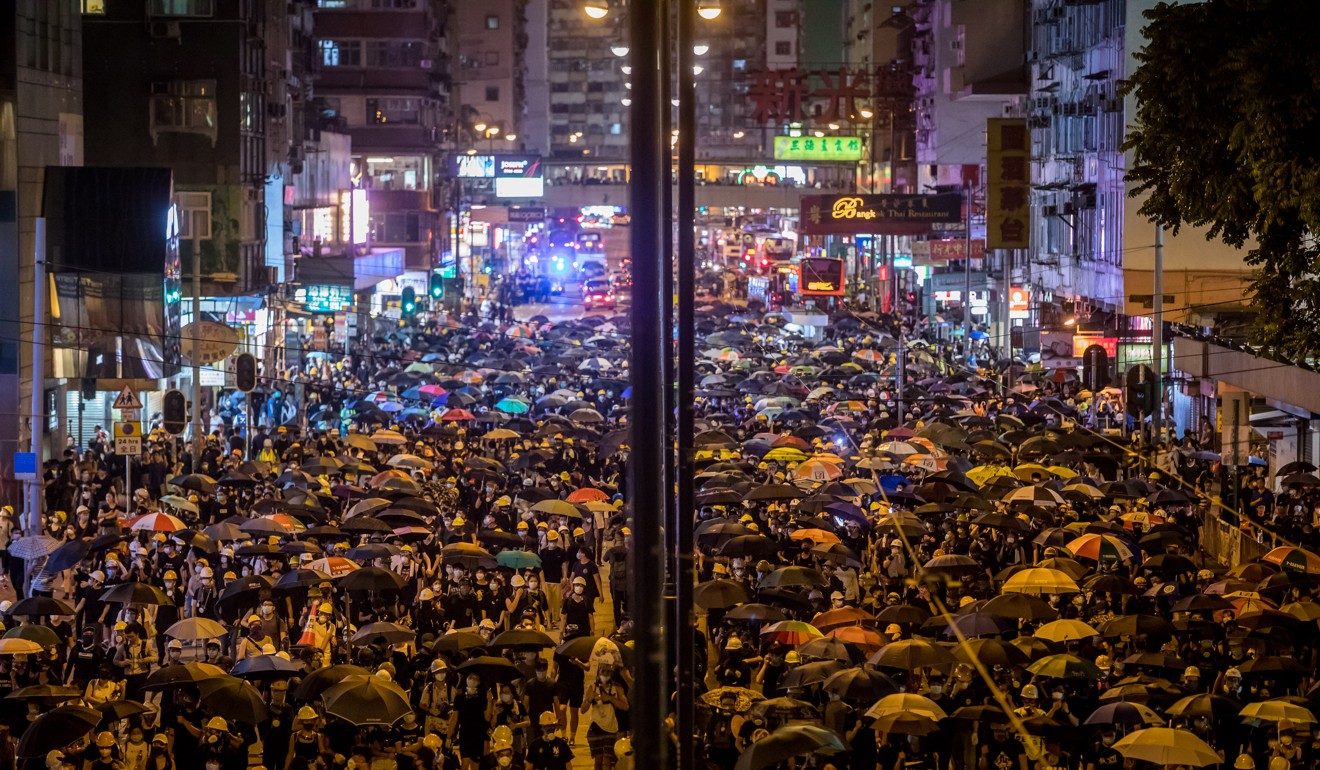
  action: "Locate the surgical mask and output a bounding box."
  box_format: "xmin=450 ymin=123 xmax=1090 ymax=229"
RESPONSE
xmin=535 ymin=671 xmax=547 ymax=681
xmin=500 ymin=693 xmax=513 ymax=703
xmin=1283 ymin=736 xmax=1294 ymax=746
xmin=929 ymin=684 xmax=943 ymax=695
xmin=497 ymin=757 xmax=512 ymax=768
xmin=1101 ymin=735 xmax=1115 ymax=746
xmin=529 ymin=581 xmax=539 ymax=589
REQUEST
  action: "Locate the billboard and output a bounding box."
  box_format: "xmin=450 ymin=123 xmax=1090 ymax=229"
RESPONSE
xmin=494 ymin=178 xmax=545 ymax=198
xmin=798 ymin=258 xmax=846 ymax=296
xmin=449 ymin=153 xmax=543 ymax=179
xmin=773 ymin=135 xmax=863 ymax=162
xmin=800 ymin=194 xmax=963 ymax=235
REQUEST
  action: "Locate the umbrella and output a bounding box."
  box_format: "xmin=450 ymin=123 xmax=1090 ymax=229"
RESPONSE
xmin=1262 ymin=546 xmax=1320 ymax=575
xmin=43 ymin=540 xmax=91 ymax=573
xmin=760 ymin=620 xmax=823 ymax=645
xmin=196 ymin=676 xmax=269 ymax=724
xmin=5 ymin=684 xmax=82 ymax=703
xmin=726 ymin=603 xmax=788 ymax=624
xmin=732 ymin=724 xmax=846 ymax=770
xmin=779 ymin=660 xmax=844 ymax=689
xmin=350 ymin=622 xmax=416 ymax=646
xmin=870 ymin=639 xmax=954 ymax=670
xmin=1067 ymin=533 xmax=1136 ymax=562
xmin=128 ymin=512 xmax=188 ymax=532
xmin=694 ymin=579 xmax=751 ymax=610
xmin=456 ymin=656 xmax=522 ymax=683
xmin=1111 ymin=727 xmax=1220 ymax=766
xmin=99 ymin=700 xmax=154 ymax=722
xmin=231 ymin=653 xmax=301 ymax=679
xmin=101 ymin=582 xmax=175 ymax=606
xmin=496 ymin=550 xmax=542 ymax=569
xmin=1002 ymin=568 xmax=1080 ymax=596
xmin=8 ymin=536 xmax=60 ymax=560
xmin=981 ymin=593 xmax=1057 ymax=620
xmin=866 ymin=692 xmax=948 ymax=721
xmin=4 ymin=625 xmax=60 ymax=649
xmin=1165 ymin=693 xmax=1242 ymax=721
xmin=294 ymin=664 xmax=374 ymax=701
xmin=821 ymin=667 xmax=897 ymax=700
xmin=337 ymin=566 xmax=406 ymax=592
xmin=165 ymin=617 xmax=228 ymax=640
xmin=1027 ymin=653 xmax=1102 ymax=680
xmin=1239 ymin=700 xmax=1317 ymax=724
xmin=142 ymin=662 xmax=228 ymax=690
xmin=9 ymin=596 xmax=76 ymax=617
xmin=1085 ymin=701 xmax=1165 ymax=726
xmin=15 ymin=704 xmax=101 ymax=758
xmin=747 ymin=697 xmax=820 ymax=721
xmin=700 ymin=686 xmax=765 ymax=713
xmin=1034 ymin=619 xmax=1099 ymax=642
xmin=489 ymin=628 xmax=556 ymax=650
xmin=322 ymin=676 xmax=413 ymax=726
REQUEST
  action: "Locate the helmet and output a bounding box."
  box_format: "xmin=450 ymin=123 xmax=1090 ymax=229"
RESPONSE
xmin=163 ymin=570 xmax=178 ymax=581
xmin=572 ymin=527 xmax=586 ymax=537
xmin=572 ymin=576 xmax=587 ymax=586
xmin=422 ymin=735 xmax=443 ymax=750
xmin=452 ymin=517 xmax=466 ymax=527
xmin=95 ymin=732 xmax=116 ymax=748
xmin=725 ymin=636 xmax=743 ymax=650
xmin=490 ymin=725 xmax=514 ymax=752
xmin=319 ymin=603 xmax=334 ymax=615
xmin=296 ymin=706 xmax=318 ymax=721
xmin=206 ymin=717 xmax=228 ymax=732
xmin=1235 ymin=755 xmax=1255 ymax=770
xmin=430 ymin=659 xmax=448 ymax=673
xmin=1020 ymin=684 xmax=1039 ymax=700
xmin=539 ymin=711 xmax=558 ymax=726
xmin=198 ymin=567 xmax=214 ymax=579
xmin=614 ymin=737 xmax=634 ymax=759
xmin=784 ymin=651 xmax=801 ymax=664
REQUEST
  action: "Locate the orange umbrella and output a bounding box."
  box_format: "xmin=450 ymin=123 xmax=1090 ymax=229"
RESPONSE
xmin=827 ymin=625 xmax=886 ymax=652
xmin=567 ymin=488 xmax=610 ymax=503
xmin=370 ymin=469 xmax=411 ymax=487
xmin=811 ymin=606 xmax=876 ymax=631
xmin=790 ymin=528 xmax=841 ymax=545
xmin=794 ymin=459 xmax=843 ymax=482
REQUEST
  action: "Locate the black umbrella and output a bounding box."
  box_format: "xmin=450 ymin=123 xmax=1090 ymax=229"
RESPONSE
xmin=338 ymin=566 xmax=406 ymax=592
xmin=100 ymin=582 xmax=173 ymax=606
xmin=16 ymin=705 xmax=101 ymax=758
xmin=293 ymin=664 xmax=374 ymax=702
xmin=43 ymin=540 xmax=91 ymax=574
xmin=9 ymin=596 xmax=76 ymax=617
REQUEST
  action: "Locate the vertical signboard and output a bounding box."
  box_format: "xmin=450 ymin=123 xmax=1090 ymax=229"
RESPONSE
xmin=986 ymin=118 xmax=1031 ymax=249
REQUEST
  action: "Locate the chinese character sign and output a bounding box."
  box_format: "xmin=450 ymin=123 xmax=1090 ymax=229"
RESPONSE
xmin=773 ymin=136 xmax=864 ymax=162
xmin=987 ymin=118 xmax=1031 ymax=249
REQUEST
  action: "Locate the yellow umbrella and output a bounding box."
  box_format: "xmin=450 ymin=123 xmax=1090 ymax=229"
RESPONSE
xmin=967 ymin=465 xmax=1015 ymax=487
xmin=1002 ymin=567 xmax=1081 ymax=596
xmin=1012 ymin=463 xmax=1054 ymax=481
xmin=764 ymin=447 xmax=808 ymax=463
xmin=1034 ymin=619 xmax=1099 ymax=643
xmin=1239 ymin=700 xmax=1317 ymax=724
xmin=0 ymin=638 xmax=44 ymax=655
xmin=1047 ymin=466 xmax=1078 ymax=479
xmin=865 ymin=692 xmax=948 ymax=721
xmin=1111 ymin=727 xmax=1221 ymax=767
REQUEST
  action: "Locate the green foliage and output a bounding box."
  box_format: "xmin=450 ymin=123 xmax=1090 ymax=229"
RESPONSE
xmin=1121 ymin=0 xmax=1320 ymax=359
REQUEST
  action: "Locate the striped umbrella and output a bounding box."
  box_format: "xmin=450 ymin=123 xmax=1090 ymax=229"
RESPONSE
xmin=129 ymin=512 xmax=188 ymax=532
xmin=1262 ymin=546 xmax=1320 ymax=575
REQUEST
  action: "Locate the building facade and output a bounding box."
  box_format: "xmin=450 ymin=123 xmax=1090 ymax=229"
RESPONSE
xmin=313 ymin=0 xmax=453 ymax=270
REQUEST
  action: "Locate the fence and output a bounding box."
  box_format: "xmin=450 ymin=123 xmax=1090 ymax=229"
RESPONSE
xmin=1200 ymin=505 xmax=1278 ymax=567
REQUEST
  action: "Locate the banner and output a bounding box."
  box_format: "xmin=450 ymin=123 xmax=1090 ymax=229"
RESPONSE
xmin=987 ymin=118 xmax=1031 ymax=249
xmin=912 ymin=238 xmax=985 ymax=262
xmin=800 ymin=194 xmax=962 ymax=235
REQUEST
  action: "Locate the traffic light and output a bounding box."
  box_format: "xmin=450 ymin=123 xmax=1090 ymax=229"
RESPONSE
xmin=235 ymin=353 xmax=257 ymax=393
xmin=162 ymin=389 xmax=187 ymax=435
xmin=401 ymin=286 xmax=417 ymax=317
xmin=429 ymin=272 xmax=444 ymax=300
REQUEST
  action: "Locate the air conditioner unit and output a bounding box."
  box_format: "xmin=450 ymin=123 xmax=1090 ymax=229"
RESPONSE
xmin=1043 ymin=205 xmax=1058 ymax=217
xmin=149 ymin=21 xmax=181 ymax=40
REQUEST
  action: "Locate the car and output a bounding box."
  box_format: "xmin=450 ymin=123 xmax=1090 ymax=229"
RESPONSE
xmin=582 ymin=278 xmax=616 ymax=310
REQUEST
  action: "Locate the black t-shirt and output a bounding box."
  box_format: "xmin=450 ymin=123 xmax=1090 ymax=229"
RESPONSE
xmin=540 ymin=547 xmax=569 ymax=582
xmin=985 ymin=738 xmax=1026 ymax=770
xmin=562 ymin=596 xmax=593 ymax=638
xmin=526 ymin=737 xmax=573 ymax=770
xmin=569 ymin=561 xmax=600 ymax=599
xmin=443 ymin=592 xmax=481 ymax=629
xmin=1085 ymin=745 xmax=1123 ymax=770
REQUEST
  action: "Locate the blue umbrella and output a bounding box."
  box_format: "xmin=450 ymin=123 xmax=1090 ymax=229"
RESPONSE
xmin=378 ymin=401 xmax=403 ymax=413
xmin=496 ymin=550 xmax=542 ymax=569
xmin=878 ymin=475 xmax=910 ymax=493
xmin=495 ymin=398 xmax=530 ymax=414
xmin=621 ymin=386 xmax=633 ymax=399
xmin=970 ymin=330 xmax=989 ymax=340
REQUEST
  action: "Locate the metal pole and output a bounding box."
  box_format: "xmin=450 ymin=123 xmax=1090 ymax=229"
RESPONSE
xmin=1152 ymin=223 xmax=1164 ymax=442
xmin=675 ymin=0 xmax=698 ymax=766
xmin=963 ymin=181 xmax=973 ymax=357
xmin=894 ymin=236 xmax=905 ymax=426
xmin=28 ymin=219 xmax=46 ymax=536
xmin=191 ymin=234 xmax=203 ymax=462
xmin=627 ymin=0 xmax=669 ymax=765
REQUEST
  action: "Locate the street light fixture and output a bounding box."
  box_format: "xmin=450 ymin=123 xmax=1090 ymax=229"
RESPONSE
xmin=697 ymin=0 xmax=721 ymax=19
xmin=584 ymin=0 xmax=608 ymax=19
xmin=693 ymin=44 xmax=709 ymax=55
xmin=611 ymin=44 xmax=630 ymax=57
xmin=474 ymin=122 xmax=488 ymax=133
xmin=692 ymin=65 xmax=704 ymax=75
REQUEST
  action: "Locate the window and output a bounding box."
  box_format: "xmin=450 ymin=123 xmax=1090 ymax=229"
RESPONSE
xmin=176 ymin=191 xmax=212 ymax=240
xmin=775 ymin=11 xmax=797 ymax=27
xmin=370 ymin=212 xmax=424 ymax=243
xmin=358 ymin=155 xmax=429 ymax=191
xmin=149 ymin=0 xmax=214 ymax=15
xmin=484 ymin=51 xmax=500 ymax=66
xmin=150 ymin=80 xmax=217 ymax=145
xmin=81 ymin=0 xmax=106 ymax=14
xmin=485 ymin=86 xmax=500 ymax=102
xmin=367 ymin=98 xmax=421 ymax=125
xmin=775 ymin=41 xmax=792 ymax=56
xmin=486 ymin=15 xmax=500 ymax=29
xmin=319 ymin=39 xmax=362 ymax=67
xmin=366 ymin=40 xmax=424 ymax=67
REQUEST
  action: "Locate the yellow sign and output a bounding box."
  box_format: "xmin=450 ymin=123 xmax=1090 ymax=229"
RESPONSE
xmin=986 ymin=118 xmax=1031 ymax=249
xmin=773 ymin=136 xmax=863 ymax=162
xmin=806 ymin=281 xmax=837 ymax=292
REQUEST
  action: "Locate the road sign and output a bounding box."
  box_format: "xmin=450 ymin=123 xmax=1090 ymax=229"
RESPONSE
xmin=13 ymin=452 xmax=37 ymax=481
xmin=113 ymin=386 xmax=143 ymax=411
xmin=114 ymin=423 xmax=142 ymax=456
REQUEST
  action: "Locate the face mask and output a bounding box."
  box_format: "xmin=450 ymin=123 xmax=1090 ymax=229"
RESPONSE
xmin=529 ymin=581 xmax=539 ymax=589
xmin=1101 ymin=735 xmax=1115 ymax=746
xmin=929 ymin=684 xmax=943 ymax=695
xmin=535 ymin=671 xmax=547 ymax=681
xmin=500 ymin=693 xmax=513 ymax=703
xmin=1283 ymin=737 xmax=1294 ymax=746
xmin=554 ymin=730 xmax=563 ymax=739
xmin=497 ymin=757 xmax=512 ymax=768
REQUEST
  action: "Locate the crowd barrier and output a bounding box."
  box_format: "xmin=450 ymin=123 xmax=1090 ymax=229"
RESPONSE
xmin=1200 ymin=505 xmax=1278 ymax=567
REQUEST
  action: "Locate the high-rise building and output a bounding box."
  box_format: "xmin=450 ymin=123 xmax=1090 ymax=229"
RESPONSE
xmin=545 ymin=0 xmax=627 ymax=161
xmin=0 ymin=0 xmax=83 ymax=469
xmin=1025 ymin=0 xmax=1125 ymax=316
xmin=456 ymin=0 xmax=526 ymax=149
xmin=313 ymin=0 xmax=453 ymax=270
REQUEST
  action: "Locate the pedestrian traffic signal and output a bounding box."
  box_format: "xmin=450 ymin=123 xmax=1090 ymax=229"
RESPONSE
xmin=429 ymin=272 xmax=444 ymax=299
xmin=235 ymin=353 xmax=257 ymax=393
xmin=401 ymin=286 xmax=417 ymax=316
xmin=162 ymin=389 xmax=187 ymax=435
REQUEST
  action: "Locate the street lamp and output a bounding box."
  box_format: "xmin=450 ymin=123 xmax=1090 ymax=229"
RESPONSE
xmin=697 ymin=0 xmax=721 ymax=19
xmin=584 ymin=0 xmax=608 ymax=19
xmin=693 ymin=43 xmax=709 ymax=55
xmin=611 ymin=44 xmax=630 ymax=57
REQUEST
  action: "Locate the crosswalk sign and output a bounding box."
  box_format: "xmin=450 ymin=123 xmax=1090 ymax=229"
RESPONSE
xmin=113 ymin=386 xmax=143 ymax=410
